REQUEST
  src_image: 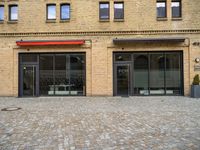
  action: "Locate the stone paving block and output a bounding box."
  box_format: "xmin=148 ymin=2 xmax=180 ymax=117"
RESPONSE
xmin=0 ymin=97 xmax=200 ymax=149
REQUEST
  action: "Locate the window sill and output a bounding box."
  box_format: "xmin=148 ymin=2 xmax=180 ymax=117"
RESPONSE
xmin=114 ymin=19 xmax=124 ymax=22
xmin=46 ymin=20 xmax=56 ymax=23
xmin=7 ymin=21 xmax=18 ymax=24
xmin=157 ymin=17 xmax=168 ymax=21
xmin=171 ymin=17 xmax=182 ymax=21
xmin=99 ymin=19 xmax=110 ymax=22
xmin=60 ymin=20 xmax=70 ymax=23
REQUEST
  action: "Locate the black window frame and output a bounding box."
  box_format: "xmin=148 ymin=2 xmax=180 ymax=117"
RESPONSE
xmin=9 ymin=4 xmax=18 ymax=21
xmin=99 ymin=2 xmax=110 ymax=20
xmin=113 ymin=51 xmax=184 ymax=96
xmin=114 ymin=2 xmax=124 ymax=20
xmin=46 ymin=4 xmax=56 ymax=20
xmin=19 ymin=53 xmax=86 ymax=97
xmin=171 ymin=0 xmax=182 ymax=18
xmin=60 ymin=3 xmax=70 ymax=20
xmin=0 ymin=5 xmax=4 ymax=21
xmin=156 ymin=0 xmax=167 ymax=18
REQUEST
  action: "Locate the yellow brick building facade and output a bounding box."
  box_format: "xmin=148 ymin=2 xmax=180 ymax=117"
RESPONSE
xmin=0 ymin=0 xmax=199 ymax=97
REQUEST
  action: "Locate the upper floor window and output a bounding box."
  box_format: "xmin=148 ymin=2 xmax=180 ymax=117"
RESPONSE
xmin=60 ymin=4 xmax=70 ymax=20
xmin=171 ymin=0 xmax=181 ymax=18
xmin=0 ymin=5 xmax=4 ymax=21
xmin=157 ymin=1 xmax=167 ymax=18
xmin=99 ymin=2 xmax=109 ymax=20
xmin=114 ymin=2 xmax=124 ymax=20
xmin=47 ymin=4 xmax=56 ymax=20
xmin=9 ymin=5 xmax=18 ymax=21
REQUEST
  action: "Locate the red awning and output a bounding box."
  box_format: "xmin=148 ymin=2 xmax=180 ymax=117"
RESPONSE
xmin=16 ymin=40 xmax=85 ymax=46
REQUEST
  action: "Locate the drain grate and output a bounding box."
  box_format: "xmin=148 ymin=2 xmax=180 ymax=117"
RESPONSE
xmin=1 ymin=107 xmax=22 ymax=111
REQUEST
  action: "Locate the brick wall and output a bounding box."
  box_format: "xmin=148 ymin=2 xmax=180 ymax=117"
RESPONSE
xmin=0 ymin=0 xmax=199 ymax=33
xmin=0 ymin=0 xmax=199 ymax=97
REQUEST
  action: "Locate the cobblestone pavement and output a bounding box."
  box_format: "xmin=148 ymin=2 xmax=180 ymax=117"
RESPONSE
xmin=0 ymin=96 xmax=200 ymax=150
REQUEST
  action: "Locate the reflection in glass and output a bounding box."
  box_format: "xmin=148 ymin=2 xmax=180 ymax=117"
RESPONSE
xmin=21 ymin=54 xmax=38 ymax=63
xmin=47 ymin=5 xmax=56 ymax=20
xmin=39 ymin=54 xmax=85 ymax=96
xmin=0 ymin=6 xmax=4 ymax=21
xmin=134 ymin=54 xmax=149 ymax=95
xmin=172 ymin=1 xmax=181 ymax=18
xmin=70 ymin=55 xmax=85 ymax=95
xmin=61 ymin=4 xmax=70 ymax=20
xmin=39 ymin=55 xmax=54 ymax=96
xmin=100 ymin=3 xmax=109 ymax=19
xmin=116 ymin=65 xmax=129 ymax=95
xmin=9 ymin=5 xmax=18 ymax=21
xmin=54 ymin=55 xmax=69 ymax=95
xmin=165 ymin=53 xmax=181 ymax=95
xmin=149 ymin=53 xmax=165 ymax=95
xmin=115 ymin=53 xmax=131 ymax=61
xmin=114 ymin=2 xmax=124 ymax=19
xmin=23 ymin=66 xmax=36 ymax=96
xmin=114 ymin=52 xmax=182 ymax=96
xmin=157 ymin=1 xmax=166 ymax=18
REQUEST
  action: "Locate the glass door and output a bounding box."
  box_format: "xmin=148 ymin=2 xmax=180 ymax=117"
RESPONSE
xmin=115 ymin=64 xmax=130 ymax=96
xmin=113 ymin=52 xmax=183 ymax=96
xmin=20 ymin=65 xmax=39 ymax=97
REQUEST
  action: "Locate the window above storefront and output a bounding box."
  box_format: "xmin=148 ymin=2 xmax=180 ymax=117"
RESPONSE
xmin=9 ymin=5 xmax=18 ymax=21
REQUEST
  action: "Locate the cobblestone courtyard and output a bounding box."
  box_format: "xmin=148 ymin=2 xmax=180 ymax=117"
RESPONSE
xmin=0 ymin=97 xmax=200 ymax=150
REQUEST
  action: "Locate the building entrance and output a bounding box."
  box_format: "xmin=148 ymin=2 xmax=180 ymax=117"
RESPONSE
xmin=114 ymin=52 xmax=183 ymax=96
xmin=115 ymin=64 xmax=131 ymax=96
xmin=19 ymin=53 xmax=86 ymax=97
xmin=20 ymin=64 xmax=39 ymax=97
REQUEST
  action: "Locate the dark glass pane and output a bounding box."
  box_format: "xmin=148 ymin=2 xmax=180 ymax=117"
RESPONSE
xmin=116 ymin=65 xmax=129 ymax=95
xmin=47 ymin=5 xmax=56 ymax=19
xmin=165 ymin=53 xmax=181 ymax=95
xmin=70 ymin=55 xmax=85 ymax=96
xmin=39 ymin=54 xmax=86 ymax=96
xmin=114 ymin=3 xmax=124 ymax=19
xmin=10 ymin=5 xmax=18 ymax=20
xmin=134 ymin=54 xmax=149 ymax=95
xmin=157 ymin=2 xmax=166 ymax=18
xmin=0 ymin=6 xmax=4 ymax=21
xmin=100 ymin=3 xmax=109 ymax=19
xmin=55 ymin=55 xmax=66 ymax=70
xmin=172 ymin=2 xmax=181 ymax=18
xmin=39 ymin=55 xmax=54 ymax=96
xmin=54 ymin=55 xmax=70 ymax=96
xmin=61 ymin=4 xmax=70 ymax=20
xmin=115 ymin=54 xmax=131 ymax=61
xmin=21 ymin=54 xmax=38 ymax=63
xmin=23 ymin=66 xmax=36 ymax=96
xmin=149 ymin=53 xmax=165 ymax=95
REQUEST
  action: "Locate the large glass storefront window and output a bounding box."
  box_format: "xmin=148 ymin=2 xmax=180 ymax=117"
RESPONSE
xmin=165 ymin=53 xmax=182 ymax=95
xmin=149 ymin=53 xmax=165 ymax=95
xmin=19 ymin=53 xmax=86 ymax=97
xmin=114 ymin=52 xmax=183 ymax=96
xmin=39 ymin=54 xmax=86 ymax=96
xmin=70 ymin=55 xmax=85 ymax=95
xmin=54 ymin=55 xmax=69 ymax=96
xmin=39 ymin=55 xmax=54 ymax=95
xmin=134 ymin=54 xmax=149 ymax=95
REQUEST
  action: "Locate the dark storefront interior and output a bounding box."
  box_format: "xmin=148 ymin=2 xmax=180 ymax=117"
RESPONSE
xmin=114 ymin=52 xmax=183 ymax=96
xmin=19 ymin=53 xmax=86 ymax=97
xmin=19 ymin=51 xmax=183 ymax=97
